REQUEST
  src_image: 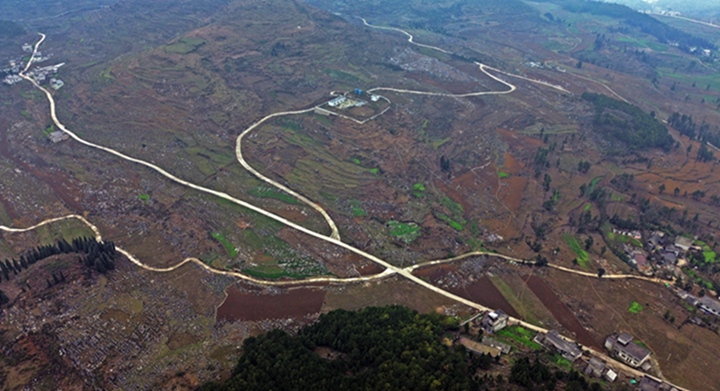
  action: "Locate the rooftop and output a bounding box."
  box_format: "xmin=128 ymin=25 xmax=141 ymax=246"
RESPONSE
xmin=621 ymin=340 xmax=651 ymax=362
xmin=459 ymin=337 xmax=500 ymax=357
xmin=674 ymin=236 xmax=693 ymax=250
xmin=617 ymin=332 xmax=633 ymax=345
xmin=488 ymin=309 xmax=508 ymax=320
xmin=544 ymin=330 xmax=582 ymax=360
xmin=698 ymin=296 xmax=720 ymax=313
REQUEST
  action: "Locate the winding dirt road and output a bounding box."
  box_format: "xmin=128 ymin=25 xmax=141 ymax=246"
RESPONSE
xmin=8 ymin=24 xmax=685 ymax=389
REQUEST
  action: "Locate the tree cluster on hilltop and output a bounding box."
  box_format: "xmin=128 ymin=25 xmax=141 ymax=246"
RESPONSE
xmin=582 ymin=92 xmax=674 ymax=152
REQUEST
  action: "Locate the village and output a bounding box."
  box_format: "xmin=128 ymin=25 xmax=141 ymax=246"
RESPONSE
xmin=608 ymin=226 xmax=720 ymax=329
xmin=457 ymin=308 xmax=687 ymax=391
xmin=2 ymin=42 xmax=65 ymax=90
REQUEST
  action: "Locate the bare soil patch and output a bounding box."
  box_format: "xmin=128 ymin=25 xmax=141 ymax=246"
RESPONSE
xmin=498 ymin=176 xmax=528 ymax=212
xmin=167 ymin=331 xmax=202 ymax=351
xmin=323 ymin=277 xmax=460 ymax=314
xmin=216 ymin=286 xmax=325 ymax=322
xmin=525 ymin=275 xmax=601 ymax=349
xmin=445 ymin=276 xmax=520 ymax=318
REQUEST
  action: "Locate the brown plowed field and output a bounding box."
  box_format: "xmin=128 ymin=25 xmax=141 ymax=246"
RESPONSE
xmin=450 ymin=276 xmax=520 ymax=318
xmin=525 ymin=275 xmax=601 ymax=349
xmin=216 ymin=287 xmax=325 ymax=322
xmin=413 ymin=264 xmax=457 ymax=280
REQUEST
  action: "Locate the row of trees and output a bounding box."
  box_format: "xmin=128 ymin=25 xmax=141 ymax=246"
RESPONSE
xmin=0 ymin=237 xmax=118 ymax=284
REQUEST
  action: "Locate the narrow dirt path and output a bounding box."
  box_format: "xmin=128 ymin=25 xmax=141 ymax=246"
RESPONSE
xmin=10 ymin=27 xmax=687 ymax=390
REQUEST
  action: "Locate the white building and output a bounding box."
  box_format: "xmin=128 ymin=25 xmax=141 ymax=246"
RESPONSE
xmin=328 ymin=96 xmax=346 ymax=107
xmin=3 ymin=75 xmax=22 ymax=85
xmin=50 ymin=78 xmax=64 ymax=90
xmin=482 ymin=309 xmax=509 ymax=333
xmin=698 ymin=296 xmax=720 ymax=317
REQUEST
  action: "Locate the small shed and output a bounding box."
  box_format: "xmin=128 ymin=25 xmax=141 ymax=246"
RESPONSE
xmin=604 ymin=369 xmax=617 ymax=382
xmin=49 ymin=131 xmax=69 ymax=143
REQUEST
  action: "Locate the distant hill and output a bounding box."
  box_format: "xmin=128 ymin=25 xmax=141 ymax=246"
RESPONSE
xmin=535 ymin=0 xmax=716 ymax=52
xmin=598 ymin=0 xmax=720 ymax=17
xmin=0 ymin=20 xmax=24 ymax=39
xmin=0 ymin=0 xmax=117 ymax=22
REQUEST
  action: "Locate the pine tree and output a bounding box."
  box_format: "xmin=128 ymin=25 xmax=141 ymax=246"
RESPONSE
xmin=0 ymin=289 xmax=9 ymax=305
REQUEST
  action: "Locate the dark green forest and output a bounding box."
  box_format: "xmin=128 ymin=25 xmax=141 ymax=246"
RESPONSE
xmin=202 ymin=306 xmax=606 ymax=391
xmin=582 ymin=92 xmax=674 ymax=151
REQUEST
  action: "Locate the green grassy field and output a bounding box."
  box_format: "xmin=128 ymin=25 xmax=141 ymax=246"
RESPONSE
xmin=248 ymin=186 xmax=300 ymax=205
xmin=628 ymin=301 xmax=644 ymax=314
xmin=412 ymin=183 xmax=426 ymax=198
xmin=437 ymin=213 xmax=463 ymax=231
xmin=491 ymin=277 xmax=540 ymax=325
xmin=165 ymin=37 xmax=206 ymax=54
xmin=388 ymin=221 xmax=421 ymax=243
xmin=495 ymin=326 xmax=543 ymax=351
xmin=211 ymin=232 xmax=237 ymax=258
xmin=350 ymin=200 xmax=367 ymax=217
xmin=563 ymin=234 xmax=590 ymax=269
xmin=588 ymin=176 xmax=603 ymax=193
xmin=550 ymin=353 xmax=573 ymax=370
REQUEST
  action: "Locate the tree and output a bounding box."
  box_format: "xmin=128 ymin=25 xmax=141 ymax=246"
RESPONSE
xmin=543 ymin=174 xmax=552 ymax=192
xmin=659 ymin=184 xmax=666 ymax=194
xmin=585 ymin=236 xmax=594 ymax=250
xmin=697 ymin=142 xmax=714 ymax=163
xmin=598 ymin=268 xmax=606 ymax=279
xmin=674 ymin=187 xmax=680 ymax=197
xmin=578 ymin=160 xmax=591 ymax=174
xmin=439 ymin=156 xmax=451 ymax=173
xmin=535 ymin=255 xmax=548 ymax=267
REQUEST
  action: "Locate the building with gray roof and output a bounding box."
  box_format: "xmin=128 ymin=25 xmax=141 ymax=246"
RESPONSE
xmin=604 ymin=332 xmax=651 ymax=368
xmin=536 ymin=330 xmax=583 ymax=362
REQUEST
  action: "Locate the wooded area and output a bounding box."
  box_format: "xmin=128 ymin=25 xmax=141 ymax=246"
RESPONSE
xmin=582 ymin=92 xmax=674 ymax=152
xmin=202 ymin=306 xmax=607 ymax=391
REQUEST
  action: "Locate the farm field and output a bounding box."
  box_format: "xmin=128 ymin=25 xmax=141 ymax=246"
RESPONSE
xmin=2 ymin=0 xmax=720 ymax=389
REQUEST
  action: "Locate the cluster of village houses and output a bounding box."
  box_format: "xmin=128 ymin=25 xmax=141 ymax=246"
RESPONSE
xmin=2 ymin=43 xmax=64 ymax=90
xmin=620 ymin=229 xmax=695 ymax=276
xmin=459 ymin=309 xmax=686 ymax=390
xmin=614 ymin=227 xmax=720 ymax=319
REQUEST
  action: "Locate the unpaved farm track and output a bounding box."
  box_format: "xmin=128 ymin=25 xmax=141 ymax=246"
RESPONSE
xmin=6 ymin=21 xmax=685 ymax=389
